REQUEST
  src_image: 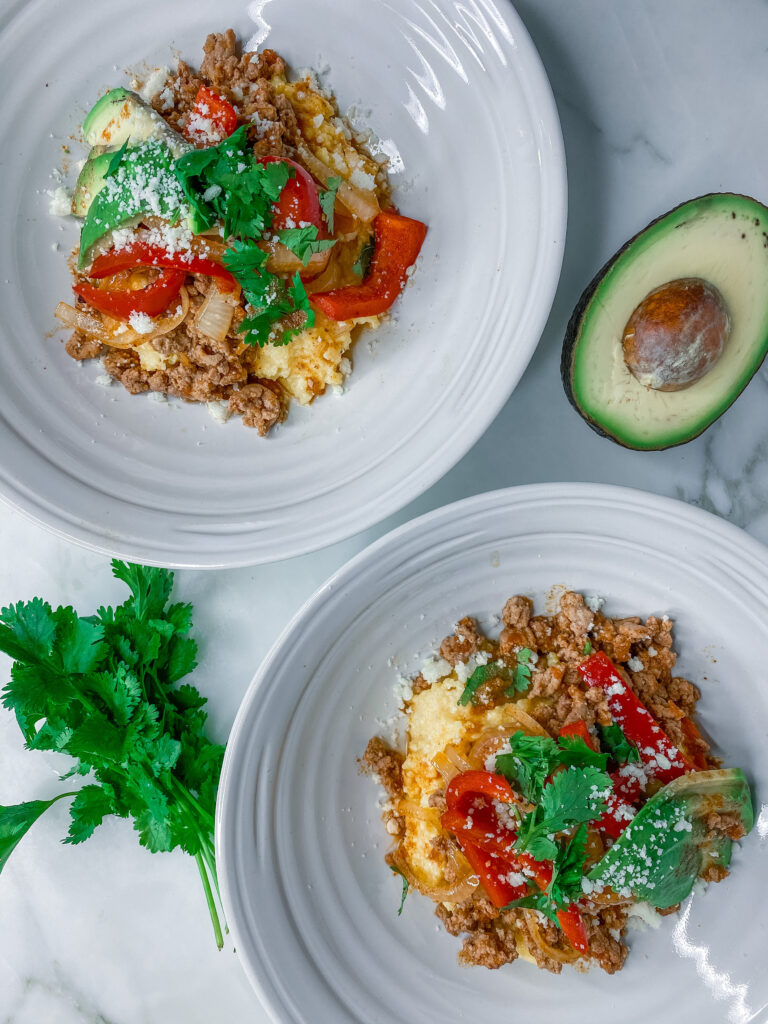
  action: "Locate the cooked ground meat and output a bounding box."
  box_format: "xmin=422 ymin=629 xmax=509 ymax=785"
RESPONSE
xmin=439 ymin=616 xmax=482 ymax=665
xmin=228 ymin=382 xmax=283 ymax=434
xmin=360 ymin=737 xmax=404 ymax=800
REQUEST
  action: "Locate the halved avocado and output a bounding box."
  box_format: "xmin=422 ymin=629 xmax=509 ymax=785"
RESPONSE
xmin=562 ymin=194 xmax=768 ymax=450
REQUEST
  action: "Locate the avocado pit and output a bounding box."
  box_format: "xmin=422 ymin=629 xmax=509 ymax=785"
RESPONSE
xmin=622 ymin=277 xmax=730 ymax=392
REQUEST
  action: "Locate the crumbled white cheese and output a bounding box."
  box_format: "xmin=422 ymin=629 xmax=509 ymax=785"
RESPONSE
xmin=206 ymin=400 xmax=232 ymax=424
xmin=128 ymin=312 xmax=154 ymax=335
xmin=420 ymin=656 xmax=452 ymax=685
xmin=94 ymin=373 xmax=113 ymax=388
xmin=627 ymin=656 xmax=644 ymax=672
xmin=47 ymin=186 xmax=72 ymax=216
xmin=648 ymin=646 xmax=657 ymax=656
xmin=585 ymin=594 xmax=604 ymax=614
xmin=349 ymin=167 xmax=375 ymax=191
xmin=626 ymin=902 xmax=663 ymax=931
xmin=139 ymin=66 xmax=170 ymax=102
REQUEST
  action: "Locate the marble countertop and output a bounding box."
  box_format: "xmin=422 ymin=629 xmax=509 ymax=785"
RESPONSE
xmin=2 ymin=1 xmax=768 ymax=1021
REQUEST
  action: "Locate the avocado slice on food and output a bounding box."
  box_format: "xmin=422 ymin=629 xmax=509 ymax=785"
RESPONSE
xmin=562 ymin=194 xmax=768 ymax=450
xmin=586 ymin=768 xmax=753 ymax=908
xmin=71 ymin=146 xmax=116 ymax=218
xmin=77 ymin=138 xmax=189 ymax=269
xmin=83 ymin=87 xmax=189 ymax=159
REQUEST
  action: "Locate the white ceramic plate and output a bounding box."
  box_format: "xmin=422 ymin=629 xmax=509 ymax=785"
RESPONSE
xmin=0 ymin=0 xmax=565 ymax=567
xmin=217 ymin=483 xmax=768 ymax=1024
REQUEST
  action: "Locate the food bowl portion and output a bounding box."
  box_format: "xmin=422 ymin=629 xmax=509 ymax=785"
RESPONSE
xmin=0 ymin=0 xmax=566 ymax=566
xmin=217 ymin=484 xmax=768 ymax=1024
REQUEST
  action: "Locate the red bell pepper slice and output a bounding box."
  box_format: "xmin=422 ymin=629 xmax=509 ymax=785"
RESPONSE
xmin=456 ymin=837 xmax=529 ymax=907
xmin=680 ymin=715 xmax=709 ymax=771
xmin=89 ymin=242 xmax=236 ymax=293
xmin=556 ymin=907 xmax=590 ymax=953
xmin=73 ymin=269 xmax=186 ymax=320
xmin=578 ymin=652 xmax=693 ymax=784
xmin=445 ymin=770 xmax=520 ymax=814
xmin=312 ymin=210 xmax=427 ymax=320
xmin=186 ymin=85 xmax=239 ymax=144
xmin=258 ymin=156 xmax=323 ymax=231
xmin=559 ymin=720 xmax=597 ymax=750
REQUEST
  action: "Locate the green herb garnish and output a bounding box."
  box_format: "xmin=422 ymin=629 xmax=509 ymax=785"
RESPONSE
xmin=391 ymin=866 xmax=409 ymax=915
xmin=278 ymin=225 xmax=337 ymax=266
xmin=598 ymin=722 xmax=640 ymax=765
xmin=319 ymin=176 xmax=342 ymax=233
xmin=513 ymin=766 xmax=612 ymax=862
xmin=352 ymin=235 xmax=375 ymax=277
xmin=458 ymin=662 xmax=507 ymax=706
xmin=223 ymin=240 xmax=315 ymax=347
xmin=0 ymin=561 xmax=227 ymax=948
xmin=495 ymin=730 xmax=608 ymax=803
xmin=583 ymin=640 xmax=592 ymax=655
xmin=507 ymin=647 xmax=533 ymax=695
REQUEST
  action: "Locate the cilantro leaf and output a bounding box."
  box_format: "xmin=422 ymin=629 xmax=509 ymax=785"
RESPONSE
xmin=495 ymin=732 xmax=561 ymax=802
xmin=583 ymin=640 xmax=592 ymax=655
xmin=514 ymin=766 xmax=612 ymax=861
xmin=557 ymin=734 xmax=609 ymax=771
xmin=503 ymin=891 xmax=559 ymax=924
xmin=458 ymin=662 xmax=509 ymax=706
xmin=391 ymin=866 xmax=409 ymax=916
xmin=65 ymin=785 xmax=116 ymax=845
xmin=278 ymin=225 xmax=336 ymax=266
xmin=506 ymin=647 xmax=533 ymax=696
xmin=598 ymin=722 xmax=640 ymax=765
xmin=549 ymin=823 xmax=588 ymax=908
xmin=319 ymin=176 xmax=342 ymax=233
xmin=0 ymin=795 xmax=72 ymax=871
xmin=352 ymin=235 xmax=375 ymax=277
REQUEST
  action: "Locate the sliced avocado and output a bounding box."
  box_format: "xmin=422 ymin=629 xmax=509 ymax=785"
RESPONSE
xmin=78 ymin=138 xmax=188 ymax=269
xmin=83 ymin=87 xmax=190 ymax=159
xmin=562 ymin=194 xmax=768 ymax=450
xmin=587 ymin=768 xmax=753 ymax=908
xmin=71 ymin=146 xmax=116 ymax=218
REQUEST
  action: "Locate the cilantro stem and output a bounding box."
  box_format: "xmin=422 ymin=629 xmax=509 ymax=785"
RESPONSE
xmin=196 ymin=851 xmax=224 ymax=950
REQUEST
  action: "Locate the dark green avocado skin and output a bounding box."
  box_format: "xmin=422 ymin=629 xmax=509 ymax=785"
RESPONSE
xmin=560 ymin=192 xmax=768 ymax=451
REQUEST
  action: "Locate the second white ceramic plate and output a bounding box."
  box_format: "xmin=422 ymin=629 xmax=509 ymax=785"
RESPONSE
xmin=0 ymin=0 xmax=565 ymax=566
xmin=217 ymin=483 xmax=768 ymax=1023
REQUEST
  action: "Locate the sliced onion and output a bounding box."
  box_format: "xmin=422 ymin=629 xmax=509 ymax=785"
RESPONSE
xmin=432 ymin=750 xmax=462 ymax=785
xmin=497 ymin=703 xmax=552 ymax=738
xmin=264 ymin=241 xmax=331 ymax=280
xmin=55 ymin=302 xmax=110 ymax=341
xmin=389 ymin=843 xmax=479 ymax=904
xmin=194 ymin=281 xmax=240 ymax=342
xmin=298 ymin=144 xmax=380 ymax=223
xmin=97 ymin=287 xmax=190 ymax=349
xmin=398 ymin=799 xmax=440 ymax=822
xmin=521 ymin=910 xmax=581 ymax=964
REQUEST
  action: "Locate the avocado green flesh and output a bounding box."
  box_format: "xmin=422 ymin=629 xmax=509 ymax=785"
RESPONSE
xmin=587 ymin=768 xmax=753 ymax=908
xmin=78 ymin=139 xmax=188 ymax=269
xmin=83 ymin=87 xmax=189 ymax=159
xmin=72 ymin=148 xmax=116 ymax=218
xmin=570 ymin=194 xmax=768 ymax=450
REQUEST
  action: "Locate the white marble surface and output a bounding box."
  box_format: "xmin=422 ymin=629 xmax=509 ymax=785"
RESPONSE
xmin=2 ymin=1 xmax=768 ymax=1021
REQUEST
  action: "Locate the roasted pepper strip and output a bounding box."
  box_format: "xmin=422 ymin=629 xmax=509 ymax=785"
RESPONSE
xmin=578 ymin=651 xmax=693 ymax=783
xmin=311 ymin=210 xmax=427 ymax=319
xmin=455 ymin=837 xmax=529 ymax=907
xmin=556 ymin=907 xmax=590 ymax=953
xmin=73 ymin=269 xmax=186 ymax=320
xmin=89 ymin=243 xmax=236 ymax=293
xmin=185 ymin=84 xmax=238 ymax=143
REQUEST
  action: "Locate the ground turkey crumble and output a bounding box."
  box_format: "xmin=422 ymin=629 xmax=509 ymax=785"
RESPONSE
xmin=362 ymin=590 xmax=744 ymax=973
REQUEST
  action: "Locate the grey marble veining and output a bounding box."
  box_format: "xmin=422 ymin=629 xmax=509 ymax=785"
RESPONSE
xmin=2 ymin=1 xmax=768 ymax=1021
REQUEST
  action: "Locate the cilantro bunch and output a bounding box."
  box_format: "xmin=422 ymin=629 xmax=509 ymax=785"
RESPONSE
xmin=0 ymin=562 xmax=227 ymax=948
